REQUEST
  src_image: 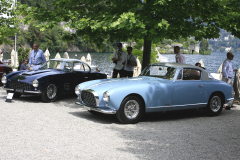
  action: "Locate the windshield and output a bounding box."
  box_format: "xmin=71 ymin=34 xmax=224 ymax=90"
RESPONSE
xmin=140 ymin=65 xmax=176 ymax=80
xmin=40 ymin=60 xmax=72 ymax=71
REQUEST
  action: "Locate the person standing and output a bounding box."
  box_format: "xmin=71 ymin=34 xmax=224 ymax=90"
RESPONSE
xmin=19 ymin=59 xmax=28 ymax=70
xmin=0 ymin=49 xmax=3 ymax=61
xmin=174 ymin=46 xmax=185 ymax=63
xmin=28 ymin=43 xmax=46 ymax=70
xmin=222 ymin=52 xmax=237 ymax=110
xmin=123 ymin=47 xmax=137 ymax=77
xmin=112 ymin=43 xmax=127 ymax=78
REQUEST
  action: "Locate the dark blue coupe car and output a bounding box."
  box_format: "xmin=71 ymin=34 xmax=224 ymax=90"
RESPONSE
xmin=2 ymin=58 xmax=107 ymax=102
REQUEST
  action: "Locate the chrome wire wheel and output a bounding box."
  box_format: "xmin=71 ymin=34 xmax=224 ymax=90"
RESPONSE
xmin=124 ymin=100 xmax=140 ymax=119
xmin=210 ymin=96 xmax=221 ymax=112
xmin=46 ymin=84 xmax=57 ymax=99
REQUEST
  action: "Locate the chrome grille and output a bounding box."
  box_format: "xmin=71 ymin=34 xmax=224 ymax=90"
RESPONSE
xmin=9 ymin=81 xmax=31 ymax=90
xmin=81 ymin=90 xmax=96 ymax=107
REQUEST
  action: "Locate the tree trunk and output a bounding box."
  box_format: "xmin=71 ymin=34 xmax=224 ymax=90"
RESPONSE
xmin=142 ymin=38 xmax=152 ymax=71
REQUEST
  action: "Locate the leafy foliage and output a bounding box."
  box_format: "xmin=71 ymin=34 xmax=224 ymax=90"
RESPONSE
xmin=0 ymin=0 xmax=18 ymax=44
xmin=17 ymin=47 xmax=30 ymax=65
xmin=18 ymin=0 xmax=240 ymax=68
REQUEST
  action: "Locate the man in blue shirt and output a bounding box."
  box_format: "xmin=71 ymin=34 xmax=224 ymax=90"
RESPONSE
xmin=28 ymin=43 xmax=46 ymax=70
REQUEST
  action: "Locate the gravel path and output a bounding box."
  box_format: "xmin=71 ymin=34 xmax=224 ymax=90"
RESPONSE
xmin=1 ymin=87 xmax=240 ymax=160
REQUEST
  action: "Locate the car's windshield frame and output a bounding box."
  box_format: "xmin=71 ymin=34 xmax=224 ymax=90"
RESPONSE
xmin=140 ymin=64 xmax=177 ymax=80
xmin=40 ymin=60 xmax=72 ymax=71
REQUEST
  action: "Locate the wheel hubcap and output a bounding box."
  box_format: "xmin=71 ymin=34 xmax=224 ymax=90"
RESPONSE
xmin=47 ymin=84 xmax=57 ymax=99
xmin=210 ymin=96 xmax=221 ymax=112
xmin=124 ymin=100 xmax=140 ymax=119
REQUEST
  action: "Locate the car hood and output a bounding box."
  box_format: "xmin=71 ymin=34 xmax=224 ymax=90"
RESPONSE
xmin=80 ymin=76 xmax=170 ymax=92
xmin=9 ymin=69 xmax=63 ymax=82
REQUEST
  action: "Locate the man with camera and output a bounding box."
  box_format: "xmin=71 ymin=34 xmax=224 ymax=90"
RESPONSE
xmin=123 ymin=46 xmax=137 ymax=77
xmin=112 ymin=43 xmax=127 ymax=78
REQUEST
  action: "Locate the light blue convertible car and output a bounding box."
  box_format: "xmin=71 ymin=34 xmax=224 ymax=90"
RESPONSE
xmin=75 ymin=63 xmax=233 ymax=124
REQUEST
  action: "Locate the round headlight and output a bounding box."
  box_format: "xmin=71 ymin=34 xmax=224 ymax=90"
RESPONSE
xmin=75 ymin=85 xmax=81 ymax=95
xmin=1 ymin=76 xmax=7 ymax=84
xmin=32 ymin=79 xmax=39 ymax=87
xmin=103 ymin=91 xmax=110 ymax=102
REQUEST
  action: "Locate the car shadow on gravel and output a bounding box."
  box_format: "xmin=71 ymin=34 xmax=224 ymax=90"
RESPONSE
xmin=69 ymin=108 xmax=210 ymax=124
xmin=69 ymin=111 xmax=120 ymax=124
xmin=0 ymin=93 xmax=79 ymax=105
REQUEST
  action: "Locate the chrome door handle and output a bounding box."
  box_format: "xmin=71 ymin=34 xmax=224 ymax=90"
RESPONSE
xmin=198 ymin=85 xmax=204 ymax=88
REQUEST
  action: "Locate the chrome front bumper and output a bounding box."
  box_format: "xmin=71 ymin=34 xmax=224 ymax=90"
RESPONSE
xmin=227 ymin=98 xmax=234 ymax=102
xmin=75 ymin=101 xmax=116 ymax=114
xmin=3 ymin=87 xmax=42 ymax=94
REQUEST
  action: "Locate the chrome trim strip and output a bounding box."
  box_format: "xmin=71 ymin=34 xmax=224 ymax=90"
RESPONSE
xmin=227 ymin=98 xmax=234 ymax=102
xmin=75 ymin=101 xmax=116 ymax=114
xmin=24 ymin=90 xmax=42 ymax=94
xmin=3 ymin=88 xmax=14 ymax=91
xmin=2 ymin=87 xmax=41 ymax=94
xmin=148 ymin=103 xmax=208 ymax=109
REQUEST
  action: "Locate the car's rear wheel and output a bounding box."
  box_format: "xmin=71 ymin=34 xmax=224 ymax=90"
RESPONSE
xmin=41 ymin=83 xmax=58 ymax=102
xmin=116 ymin=96 xmax=144 ymax=124
xmin=205 ymin=93 xmax=223 ymax=116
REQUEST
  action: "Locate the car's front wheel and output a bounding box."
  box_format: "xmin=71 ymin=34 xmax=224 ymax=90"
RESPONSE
xmin=41 ymin=83 xmax=58 ymax=102
xmin=205 ymin=93 xmax=223 ymax=116
xmin=116 ymin=96 xmax=144 ymax=124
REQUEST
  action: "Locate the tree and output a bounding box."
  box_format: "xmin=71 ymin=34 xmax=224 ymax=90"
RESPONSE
xmin=0 ymin=0 xmax=18 ymax=44
xmin=200 ymin=39 xmax=209 ymax=51
xmin=19 ymin=0 xmax=240 ymax=69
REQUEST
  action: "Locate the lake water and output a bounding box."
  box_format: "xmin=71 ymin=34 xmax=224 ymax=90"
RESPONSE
xmin=3 ymin=51 xmax=240 ymax=74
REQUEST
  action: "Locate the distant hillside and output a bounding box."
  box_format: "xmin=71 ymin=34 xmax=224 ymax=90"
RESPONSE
xmin=208 ymin=29 xmax=240 ymax=52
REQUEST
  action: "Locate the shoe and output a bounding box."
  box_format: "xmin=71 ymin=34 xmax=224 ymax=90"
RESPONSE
xmin=225 ymin=106 xmax=231 ymax=110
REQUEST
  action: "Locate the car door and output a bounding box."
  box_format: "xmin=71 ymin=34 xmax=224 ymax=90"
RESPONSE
xmin=172 ymin=68 xmax=205 ymax=108
xmin=71 ymin=62 xmax=90 ymax=86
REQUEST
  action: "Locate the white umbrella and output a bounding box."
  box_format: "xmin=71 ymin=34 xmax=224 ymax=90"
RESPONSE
xmin=44 ymin=49 xmax=50 ymax=61
xmin=11 ymin=49 xmax=18 ymax=67
xmin=55 ymin=52 xmax=61 ymax=59
xmin=80 ymin=55 xmax=86 ymax=62
xmin=199 ymin=59 xmax=205 ymax=67
xmin=63 ymin=52 xmax=69 ymax=59
xmin=86 ymin=53 xmax=91 ymax=66
xmin=156 ymin=48 xmax=168 ymax=62
xmin=133 ymin=57 xmax=142 ymax=77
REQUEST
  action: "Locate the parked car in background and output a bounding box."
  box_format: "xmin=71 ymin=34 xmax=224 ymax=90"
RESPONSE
xmin=2 ymin=58 xmax=107 ymax=102
xmin=75 ymin=63 xmax=233 ymax=124
xmin=0 ymin=61 xmax=13 ymax=85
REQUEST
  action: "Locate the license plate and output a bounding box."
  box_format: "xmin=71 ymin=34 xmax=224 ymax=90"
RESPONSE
xmin=15 ymin=89 xmax=23 ymax=93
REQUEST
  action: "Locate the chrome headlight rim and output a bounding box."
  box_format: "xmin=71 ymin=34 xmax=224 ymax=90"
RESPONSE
xmin=1 ymin=76 xmax=7 ymax=84
xmin=32 ymin=79 xmax=39 ymax=87
xmin=75 ymin=85 xmax=81 ymax=95
xmin=103 ymin=91 xmax=110 ymax=102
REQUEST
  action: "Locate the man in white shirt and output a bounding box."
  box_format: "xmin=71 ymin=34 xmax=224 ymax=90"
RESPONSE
xmin=222 ymin=52 xmax=237 ymax=110
xmin=123 ymin=47 xmax=137 ymax=77
xmin=174 ymin=46 xmax=185 ymax=63
xmin=112 ymin=43 xmax=127 ymax=78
